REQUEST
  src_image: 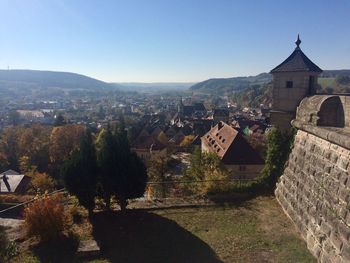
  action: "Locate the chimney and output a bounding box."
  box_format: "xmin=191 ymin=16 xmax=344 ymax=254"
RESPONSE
xmin=218 ymin=121 xmax=224 ymax=130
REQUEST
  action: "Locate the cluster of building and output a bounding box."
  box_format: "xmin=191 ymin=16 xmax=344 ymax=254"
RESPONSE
xmin=1 ymin=35 xmax=323 ymax=193
xmin=129 ymin=97 xmax=269 ymax=180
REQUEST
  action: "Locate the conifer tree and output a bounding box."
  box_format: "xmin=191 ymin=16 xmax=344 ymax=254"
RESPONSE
xmin=61 ymin=130 xmax=98 ymax=214
xmin=97 ymin=117 xmax=148 ymax=211
xmin=113 ymin=117 xmax=147 ymax=211
xmin=97 ymin=127 xmax=116 ymax=209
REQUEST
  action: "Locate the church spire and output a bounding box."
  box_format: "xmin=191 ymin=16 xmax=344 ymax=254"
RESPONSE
xmin=295 ymin=34 xmax=301 ymax=49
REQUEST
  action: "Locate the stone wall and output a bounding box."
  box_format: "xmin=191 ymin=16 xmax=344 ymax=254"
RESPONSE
xmin=275 ymin=95 xmax=350 ymax=263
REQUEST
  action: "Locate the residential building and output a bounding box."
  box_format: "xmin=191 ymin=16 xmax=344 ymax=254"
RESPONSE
xmin=201 ymin=122 xmax=264 ymax=179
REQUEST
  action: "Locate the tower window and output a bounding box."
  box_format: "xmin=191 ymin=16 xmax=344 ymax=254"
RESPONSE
xmin=286 ymin=81 xmax=293 ymax=88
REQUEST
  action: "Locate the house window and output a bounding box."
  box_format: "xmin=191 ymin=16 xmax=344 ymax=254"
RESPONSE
xmin=286 ymin=81 xmax=293 ymax=88
xmin=239 ymin=165 xmax=246 ymax=171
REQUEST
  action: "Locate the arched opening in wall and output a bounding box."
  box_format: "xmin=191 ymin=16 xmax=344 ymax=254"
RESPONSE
xmin=317 ymin=96 xmax=345 ymax=127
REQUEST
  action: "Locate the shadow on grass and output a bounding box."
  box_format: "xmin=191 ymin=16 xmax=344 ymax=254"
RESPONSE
xmin=31 ymin=234 xmax=79 ymax=263
xmin=90 ymin=210 xmax=222 ymax=263
xmin=207 ymin=188 xmax=275 ymax=207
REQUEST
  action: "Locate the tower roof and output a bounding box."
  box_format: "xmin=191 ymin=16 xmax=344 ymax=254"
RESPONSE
xmin=270 ymin=35 xmax=322 ymax=74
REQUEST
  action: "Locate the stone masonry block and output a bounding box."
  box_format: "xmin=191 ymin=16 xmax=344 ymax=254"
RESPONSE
xmin=339 ymin=189 xmax=350 ymax=203
xmin=275 ymin=124 xmax=350 ymax=262
xmin=330 ymin=231 xmax=343 ymax=252
xmin=341 ymin=245 xmax=350 ymax=262
xmin=338 ymin=223 xmax=350 ymax=243
xmin=321 ymin=221 xmax=332 ymax=236
xmin=313 ymin=245 xmax=322 ymax=258
xmin=339 ymin=157 xmax=349 ymax=171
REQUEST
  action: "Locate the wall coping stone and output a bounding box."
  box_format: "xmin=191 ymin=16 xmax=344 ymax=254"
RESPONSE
xmin=292 ymin=120 xmax=350 ymax=151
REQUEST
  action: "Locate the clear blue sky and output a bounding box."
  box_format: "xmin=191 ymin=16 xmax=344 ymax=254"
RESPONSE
xmin=0 ymin=0 xmax=349 ymax=82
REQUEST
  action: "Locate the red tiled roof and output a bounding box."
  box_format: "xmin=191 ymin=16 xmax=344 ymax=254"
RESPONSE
xmin=201 ymin=122 xmax=264 ymax=165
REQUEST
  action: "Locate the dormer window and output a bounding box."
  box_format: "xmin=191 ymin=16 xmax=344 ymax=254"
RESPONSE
xmin=286 ymin=81 xmax=293 ymax=88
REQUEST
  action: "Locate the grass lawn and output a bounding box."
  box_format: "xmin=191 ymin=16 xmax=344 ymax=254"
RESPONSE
xmin=154 ymin=196 xmax=316 ymax=263
xmin=12 ymin=196 xmax=315 ymax=263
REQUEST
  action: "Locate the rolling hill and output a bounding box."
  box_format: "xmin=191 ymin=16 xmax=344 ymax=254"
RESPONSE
xmin=189 ymin=73 xmax=272 ymax=95
xmin=193 ymin=70 xmax=350 ymax=108
xmin=0 ymin=69 xmax=115 ymax=91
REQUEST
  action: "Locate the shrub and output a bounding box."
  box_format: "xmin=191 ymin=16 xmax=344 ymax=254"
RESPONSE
xmin=24 ymin=193 xmax=66 ymax=241
xmin=68 ymin=205 xmax=87 ymax=224
xmin=0 ymin=226 xmax=18 ymax=261
xmin=262 ymin=127 xmax=295 ymax=188
xmin=30 ymin=172 xmax=55 ymax=193
xmin=184 ymin=148 xmax=230 ymax=196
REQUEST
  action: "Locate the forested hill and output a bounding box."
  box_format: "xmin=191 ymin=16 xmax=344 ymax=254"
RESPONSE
xmin=320 ymin=70 xmax=350 ymax=78
xmin=231 ymin=70 xmax=350 ymax=108
xmin=189 ymin=73 xmax=272 ymax=95
xmin=0 ymin=69 xmax=115 ymax=90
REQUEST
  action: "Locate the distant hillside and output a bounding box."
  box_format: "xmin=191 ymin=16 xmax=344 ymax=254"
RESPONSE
xmin=320 ymin=70 xmax=350 ymax=78
xmin=113 ymin=82 xmax=194 ymax=93
xmin=318 ymin=70 xmax=350 ymax=93
xmin=190 ymin=73 xmax=272 ymax=95
xmin=205 ymin=70 xmax=350 ymax=108
xmin=0 ymin=69 xmax=115 ymax=90
xmin=231 ymin=83 xmax=272 ymax=108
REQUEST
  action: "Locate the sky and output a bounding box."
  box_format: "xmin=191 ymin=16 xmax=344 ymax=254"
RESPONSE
xmin=0 ymin=0 xmax=349 ymax=83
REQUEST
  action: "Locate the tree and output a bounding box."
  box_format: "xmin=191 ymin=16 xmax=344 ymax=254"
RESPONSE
xmin=245 ymin=132 xmax=267 ymax=159
xmin=24 ymin=193 xmax=65 ymax=241
xmin=54 ymin=114 xmax=66 ymax=126
xmin=148 ymin=155 xmax=171 ymax=198
xmin=0 ymin=126 xmax=25 ymax=170
xmin=18 ymin=125 xmax=51 ymax=172
xmin=49 ymin=124 xmax=85 ymax=178
xmin=184 ymin=147 xmax=229 ymax=195
xmin=96 ymin=127 xmax=116 ymax=209
xmin=262 ymin=127 xmax=295 ymax=188
xmin=113 ymin=118 xmax=148 ymax=211
xmin=180 ymin=135 xmax=195 ymax=147
xmin=8 ymin=110 xmax=20 ymax=126
xmin=0 ymin=153 xmax=9 ymax=172
xmin=336 ymin=75 xmax=350 ymax=85
xmin=30 ymin=172 xmax=55 ymax=193
xmin=61 ymin=130 xmax=98 ymax=214
xmin=97 ymin=118 xmax=148 ymax=211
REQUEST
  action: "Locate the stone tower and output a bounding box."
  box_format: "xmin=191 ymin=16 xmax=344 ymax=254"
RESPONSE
xmin=270 ymin=35 xmax=323 ymax=130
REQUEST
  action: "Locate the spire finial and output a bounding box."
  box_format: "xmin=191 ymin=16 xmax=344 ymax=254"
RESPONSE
xmin=295 ymin=34 xmax=301 ymax=49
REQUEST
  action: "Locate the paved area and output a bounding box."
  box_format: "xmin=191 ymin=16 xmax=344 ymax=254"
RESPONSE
xmin=0 ymin=217 xmax=24 ymax=241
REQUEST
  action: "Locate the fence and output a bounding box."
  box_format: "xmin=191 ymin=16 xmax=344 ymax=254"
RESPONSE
xmin=0 ymin=178 xmax=260 ymax=216
xmin=145 ymin=178 xmax=259 ymax=200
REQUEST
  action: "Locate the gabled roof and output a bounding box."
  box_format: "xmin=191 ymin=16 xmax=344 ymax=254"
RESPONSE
xmin=132 ymin=135 xmax=166 ymax=151
xmin=0 ymin=169 xmax=20 ymax=176
xmin=270 ymin=35 xmax=322 ymax=74
xmin=0 ymin=174 xmax=31 ymax=194
xmin=201 ymin=122 xmax=264 ymax=165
